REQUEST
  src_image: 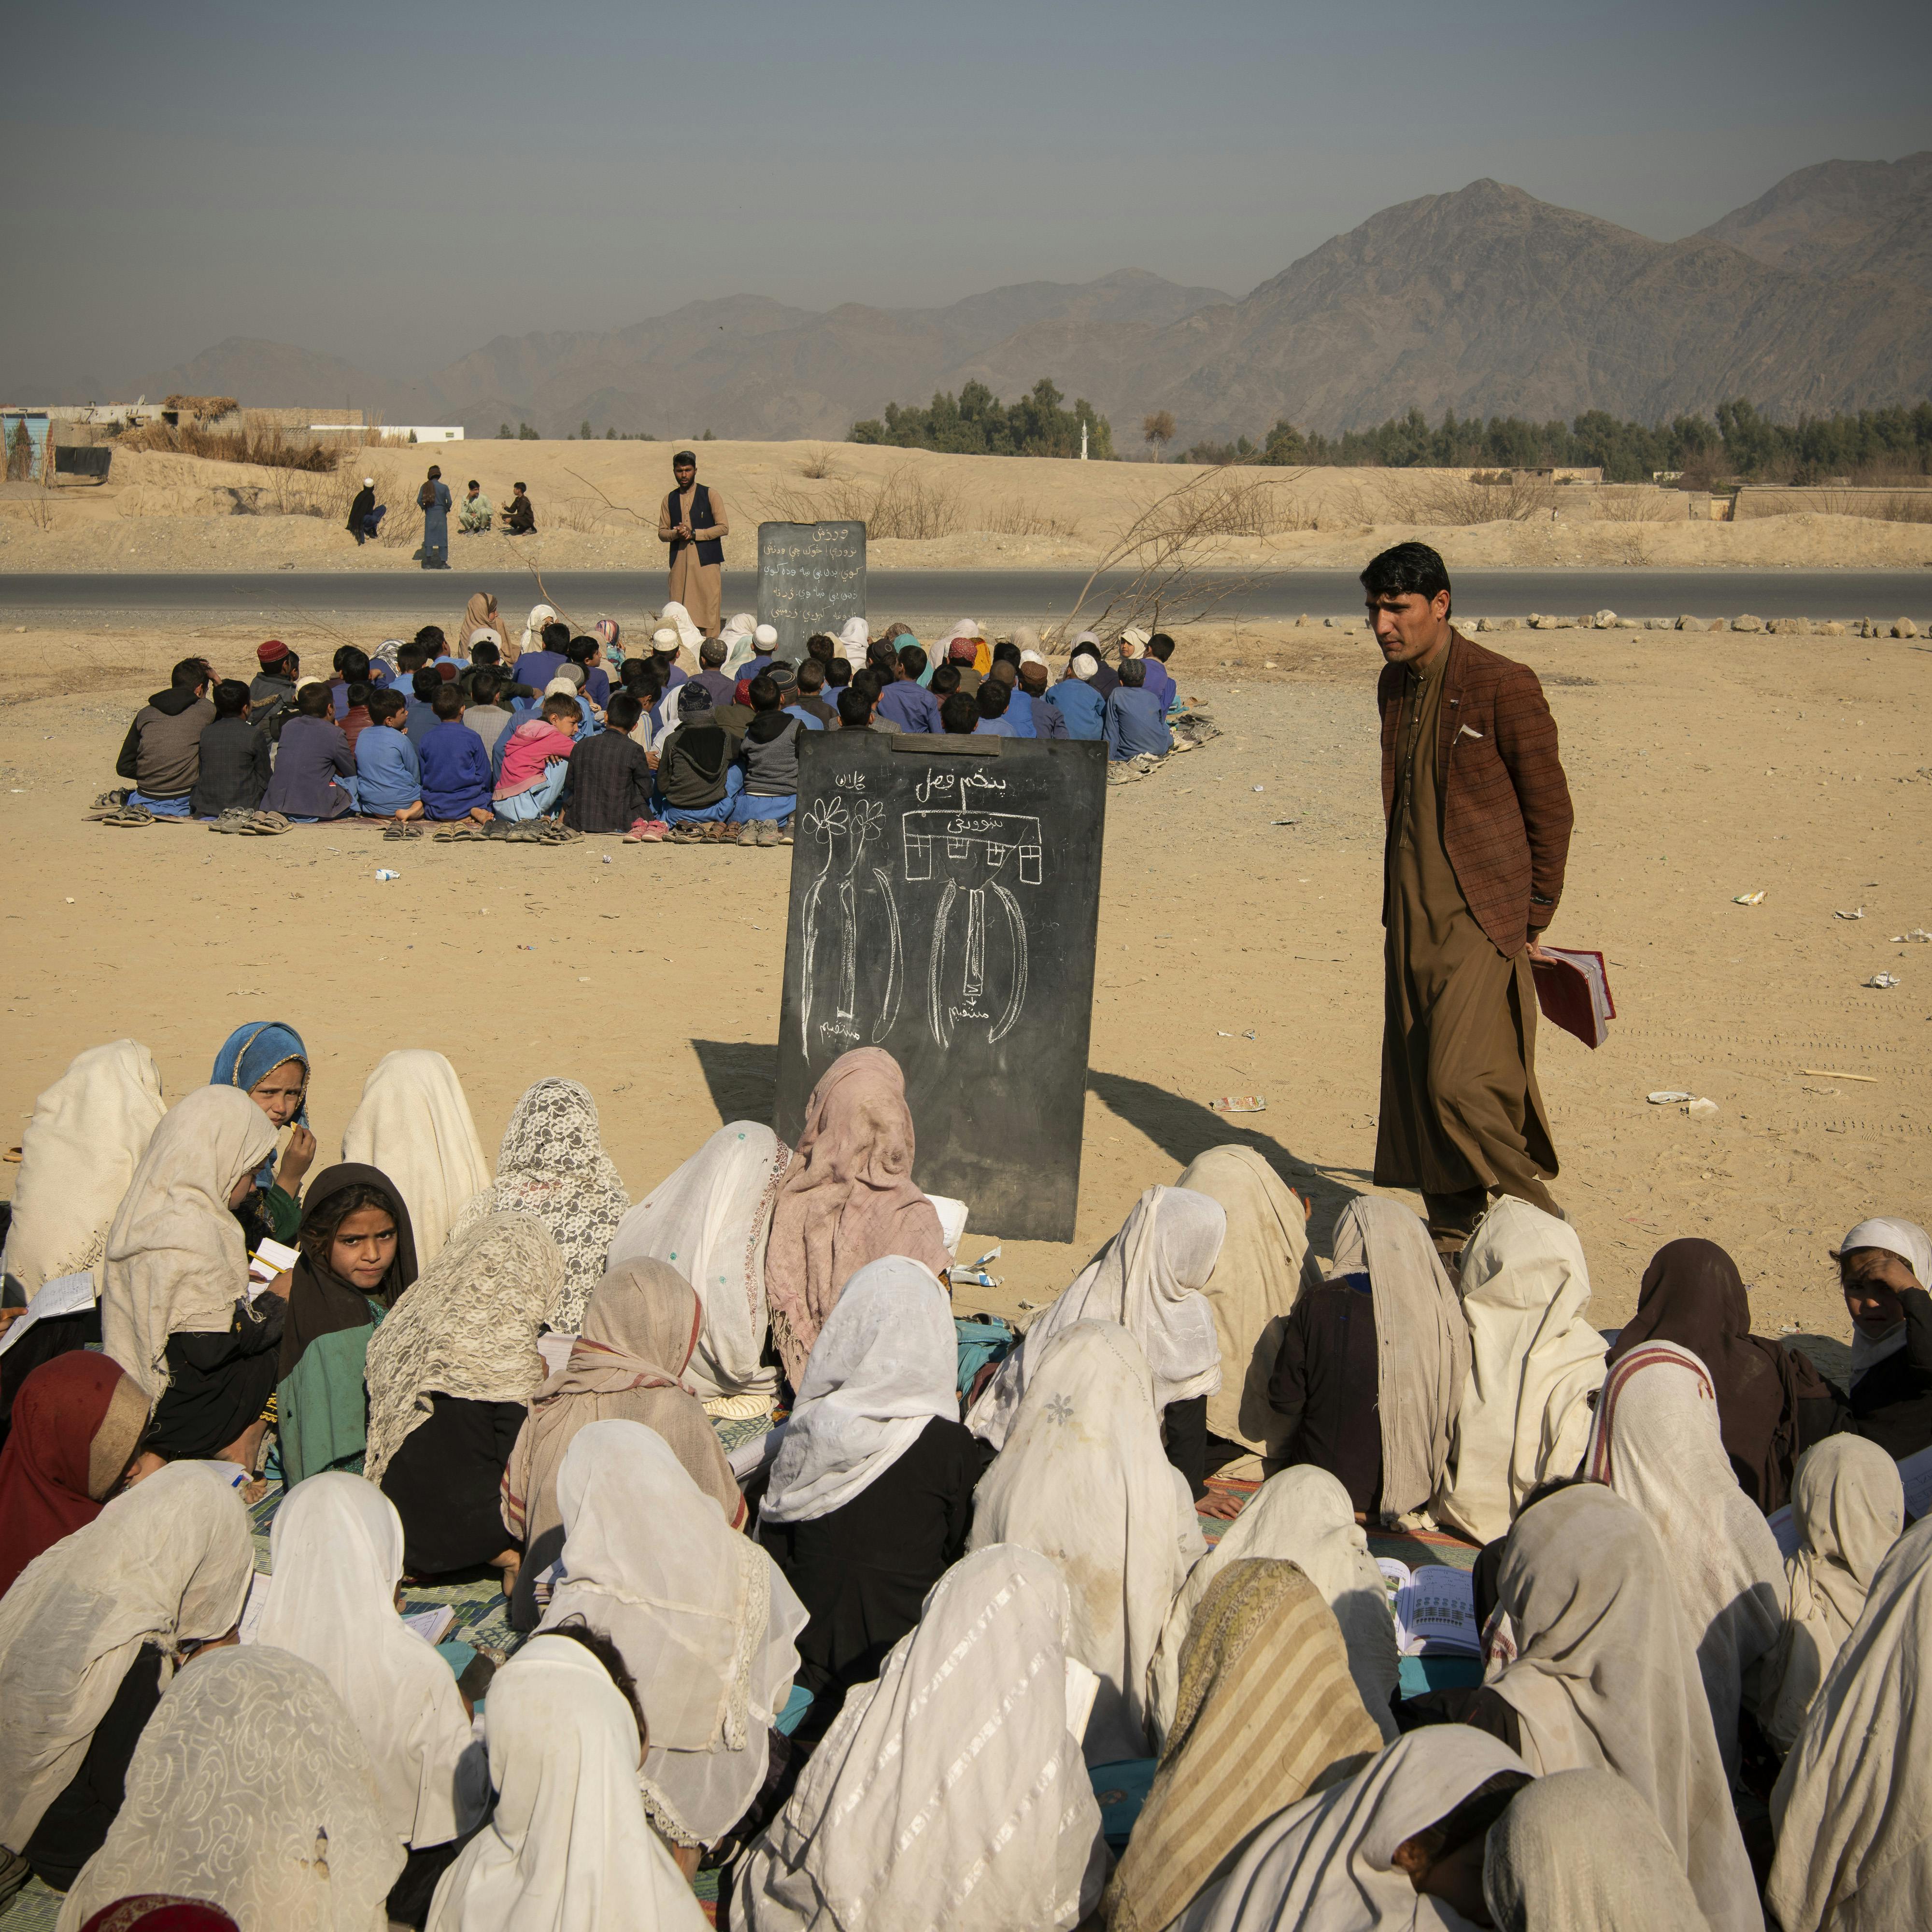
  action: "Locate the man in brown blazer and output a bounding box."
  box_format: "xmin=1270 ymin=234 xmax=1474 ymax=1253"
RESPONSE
xmin=1364 ymin=542 xmax=1574 ymax=1257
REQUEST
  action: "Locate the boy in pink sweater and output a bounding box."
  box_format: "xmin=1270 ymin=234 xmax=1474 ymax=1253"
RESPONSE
xmin=494 ymin=694 xmax=579 ymax=821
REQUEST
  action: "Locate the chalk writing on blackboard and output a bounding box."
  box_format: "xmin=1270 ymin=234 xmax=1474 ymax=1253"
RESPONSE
xmin=757 ymin=520 xmax=867 ymax=660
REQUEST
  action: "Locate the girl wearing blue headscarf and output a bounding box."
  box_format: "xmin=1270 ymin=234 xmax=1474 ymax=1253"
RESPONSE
xmin=211 ymin=1021 xmax=315 ymax=1245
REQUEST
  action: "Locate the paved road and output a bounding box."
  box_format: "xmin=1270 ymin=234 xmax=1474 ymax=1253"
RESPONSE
xmin=1 ymin=566 xmax=1927 ymax=625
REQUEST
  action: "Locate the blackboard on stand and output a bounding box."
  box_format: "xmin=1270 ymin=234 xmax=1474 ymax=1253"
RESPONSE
xmin=775 ymin=731 xmax=1108 ymax=1242
xmin=757 ymin=520 xmax=866 ymax=663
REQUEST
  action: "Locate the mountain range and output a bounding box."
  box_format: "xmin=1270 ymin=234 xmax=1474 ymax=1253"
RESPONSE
xmin=123 ymin=154 xmax=1932 ymax=447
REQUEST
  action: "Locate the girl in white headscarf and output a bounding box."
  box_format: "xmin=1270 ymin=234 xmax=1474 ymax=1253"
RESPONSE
xmin=1761 ymin=1434 xmax=1904 ymax=1751
xmin=518 ymin=602 xmax=557 ymax=657
xmin=757 ymin=1257 xmax=978 ymax=1717
xmin=966 ymin=1186 xmax=1226 ymax=1468
xmin=1836 ymin=1216 xmax=1932 ymax=1458
xmin=426 ymin=1632 xmax=704 ymax=1932
xmin=363 ymin=1210 xmax=560 ymax=1582
xmin=968 ymin=1321 xmax=1205 ymax=1764
xmin=1478 ymin=1483 xmax=1761 ymax=1932
xmin=1482 ymin=1769 xmax=1710 ymax=1932
xmin=256 ymin=1473 xmax=481 ymax=1856
xmin=340 ymin=1050 xmax=491 ymax=1265
xmin=1432 ymin=1196 xmax=1606 ymax=1545
xmin=1148 ymin=1464 xmax=1399 ymax=1748
xmin=537 ymin=1420 xmax=807 ymax=1852
xmin=0 ymin=1463 xmax=252 ymax=1889
xmin=2 ymin=1040 xmax=166 ymax=1299
xmin=836 ymin=617 xmax=869 ymax=668
xmin=1174 ymin=1728 xmax=1532 ymax=1932
xmin=54 ymin=1647 xmax=402 ymax=1932
xmin=100 ymin=1086 xmax=279 ymax=1465
xmin=606 ymin=1121 xmax=788 ymax=1407
xmin=1261 ymin=1194 xmax=1470 ymax=1526
xmin=734 ymin=1544 xmax=1106 ymax=1932
xmin=455 ymin=1078 xmax=630 ymax=1333
xmin=1585 ymin=1339 xmax=1786 ymax=1784
xmin=1769 ymin=1512 xmax=1932 ymax=1932
xmin=659 ymin=601 xmax=704 ymax=658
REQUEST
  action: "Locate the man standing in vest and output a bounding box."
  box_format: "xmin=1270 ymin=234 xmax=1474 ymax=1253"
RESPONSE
xmin=657 ymin=449 xmax=729 ymax=638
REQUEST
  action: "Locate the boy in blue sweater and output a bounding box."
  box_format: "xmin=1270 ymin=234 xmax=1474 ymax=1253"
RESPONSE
xmin=355 ymin=690 xmax=423 ymax=820
xmin=418 ymin=682 xmax=495 ymax=822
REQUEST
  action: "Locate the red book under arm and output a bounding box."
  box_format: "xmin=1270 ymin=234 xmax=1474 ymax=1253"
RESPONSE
xmin=1531 ymin=946 xmax=1616 ymax=1050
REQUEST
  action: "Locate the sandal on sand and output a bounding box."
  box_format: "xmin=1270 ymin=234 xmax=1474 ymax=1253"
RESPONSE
xmin=434 ymin=823 xmax=489 ymax=842
xmin=90 ymin=803 xmax=158 ymax=827
xmin=383 ymin=821 xmax=424 ymax=841
xmin=238 ymin=811 xmax=292 ymax=836
xmin=209 ymin=809 xmax=254 ymax=834
xmin=91 ymin=789 xmax=131 ymax=811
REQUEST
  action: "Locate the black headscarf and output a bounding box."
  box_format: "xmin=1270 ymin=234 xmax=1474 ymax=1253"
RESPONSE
xmin=277 ymin=1164 xmax=418 ymax=1381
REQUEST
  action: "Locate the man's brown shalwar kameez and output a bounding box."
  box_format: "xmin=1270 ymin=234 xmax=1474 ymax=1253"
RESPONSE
xmin=658 ymin=484 xmax=728 ymax=635
xmin=1378 ymin=640 xmax=1561 ymax=1248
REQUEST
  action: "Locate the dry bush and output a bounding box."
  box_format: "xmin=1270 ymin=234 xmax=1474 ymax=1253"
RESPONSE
xmin=118 ymin=416 xmax=338 ymax=473
xmin=761 ymin=466 xmax=963 ymax=541
xmin=799 ymin=444 xmax=835 ymax=480
xmin=1594 ymin=488 xmax=1677 ymax=524
xmin=1810 ymin=488 xmax=1932 ymax=525
xmin=546 ymin=496 xmax=610 ymax=534
xmin=1380 ymin=472 xmax=1556 ymax=525
xmin=981 ymin=496 xmax=1081 ymax=539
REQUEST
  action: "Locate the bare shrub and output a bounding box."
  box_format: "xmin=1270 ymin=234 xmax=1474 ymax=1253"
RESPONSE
xmin=1380 ymin=472 xmax=1556 ymax=525
xmin=761 ymin=466 xmax=962 ymax=541
xmin=981 ymin=496 xmax=1081 ymax=539
xmin=546 ymin=496 xmax=609 ymax=534
xmin=1595 ymin=488 xmax=1676 ymax=524
xmin=799 ymin=444 xmax=835 ymax=480
xmin=118 ymin=416 xmax=338 ymax=473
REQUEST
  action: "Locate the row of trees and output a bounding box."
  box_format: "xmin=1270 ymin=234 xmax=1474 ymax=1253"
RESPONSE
xmin=1166 ymin=399 xmax=1932 ymax=484
xmin=494 ymin=424 xmax=714 ymax=441
xmin=850 ymin=379 xmax=1115 ymax=458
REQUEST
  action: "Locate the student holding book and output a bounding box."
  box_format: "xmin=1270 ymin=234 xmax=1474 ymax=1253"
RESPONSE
xmin=1363 ymin=542 xmax=1574 ymax=1261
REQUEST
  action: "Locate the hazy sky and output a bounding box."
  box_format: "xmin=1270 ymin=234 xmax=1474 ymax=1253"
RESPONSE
xmin=4 ymin=0 xmax=1928 ymax=396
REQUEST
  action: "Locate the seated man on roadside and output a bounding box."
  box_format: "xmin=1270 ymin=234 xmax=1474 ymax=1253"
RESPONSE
xmin=355 ymin=689 xmax=424 ymax=821
xmin=732 ymin=674 xmax=804 ymax=828
xmin=262 ymin=681 xmax=357 ymax=820
xmin=1104 ymin=657 xmax=1172 ymax=761
xmin=973 ymin=679 xmax=1025 ymax=738
xmin=876 ymin=645 xmax=942 ymax=733
xmin=458 ymin=479 xmax=493 ymax=534
xmin=938 ymin=690 xmax=980 ymax=736
xmin=494 ymin=693 xmax=580 ymax=821
xmin=115 ymin=657 xmax=215 ymax=816
xmin=418 ymin=682 xmax=495 ymax=823
xmin=1051 ymin=648 xmax=1107 ymax=740
xmin=562 ymin=691 xmax=653 ymax=834
xmin=656 ymin=682 xmax=743 ymax=826
xmin=1017 ymin=661 xmax=1069 ymax=739
xmin=192 ymin=680 xmax=272 ymax=818
xmin=501 ymin=483 xmax=536 ymax=534
xmin=790 ymin=657 xmax=839 ymax=729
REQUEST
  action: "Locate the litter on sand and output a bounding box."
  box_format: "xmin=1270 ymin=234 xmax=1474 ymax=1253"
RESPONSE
xmin=1867 ymin=973 xmax=1902 ymax=989
xmin=1893 ymin=929 xmax=1932 ymax=943
xmin=1802 ymin=1069 xmax=1878 ymax=1082
xmin=1647 ymin=1091 xmax=1693 ymax=1105
xmin=1733 ymin=891 xmax=1766 ymax=906
xmin=1210 ymin=1095 xmax=1267 ymax=1114
xmin=374 ymin=868 xmax=400 ymax=882
xmin=1684 ymin=1097 xmax=1720 ymax=1117
xmin=1835 ymin=907 xmax=1865 ymax=920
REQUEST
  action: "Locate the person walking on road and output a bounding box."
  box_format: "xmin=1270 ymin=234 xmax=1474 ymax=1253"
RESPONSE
xmin=1366 ymin=541 xmax=1573 ymax=1261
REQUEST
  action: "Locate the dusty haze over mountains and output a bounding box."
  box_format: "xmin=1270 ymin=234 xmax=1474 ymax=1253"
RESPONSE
xmin=64 ymin=155 xmax=1932 ymax=446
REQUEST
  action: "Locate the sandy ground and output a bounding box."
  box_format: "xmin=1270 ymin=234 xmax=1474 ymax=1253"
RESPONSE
xmin=4 ymin=440 xmax=1931 ymax=578
xmin=3 ymin=614 xmax=1927 ymax=1376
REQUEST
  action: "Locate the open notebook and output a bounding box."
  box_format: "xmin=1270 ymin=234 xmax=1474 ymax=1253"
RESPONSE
xmin=1378 ymin=1559 xmax=1480 ymax=1657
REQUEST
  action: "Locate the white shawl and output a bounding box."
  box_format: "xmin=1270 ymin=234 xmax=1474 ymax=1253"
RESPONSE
xmin=1761 ymin=1435 xmax=1904 ymax=1753
xmin=1483 ymin=1769 xmax=1711 ymax=1932
xmin=1486 ymin=1483 xmax=1762 ymax=1932
xmin=55 ymin=1647 xmax=402 ymax=1932
xmin=100 ymin=1084 xmax=278 ymax=1400
xmin=1770 ymin=1513 xmax=1932 ymax=1932
xmin=362 ymin=1211 xmax=559 ymax=1487
xmin=967 ymin=1186 xmax=1225 ymax=1452
xmin=1149 ymin=1465 xmax=1399 ymax=1749
xmin=426 ymin=1634 xmax=706 ymax=1932
xmin=538 ymin=1420 xmax=806 ymax=1847
xmin=2 ymin=1039 xmax=166 ymax=1296
xmin=734 ymin=1545 xmax=1106 ymax=1932
xmin=606 ymin=1121 xmax=786 ymax=1402
xmin=660 ymin=600 xmax=704 ymax=656
xmin=1173 ymin=1145 xmax=1325 ymax=1454
xmin=761 ymin=1257 xmax=957 ymax=1524
xmin=967 ymin=1321 xmax=1205 ymax=1764
xmin=1329 ymin=1195 xmax=1471 ymax=1523
xmin=0 ymin=1463 xmax=252 ymax=1849
xmin=1174 ymin=1729 xmax=1531 ymax=1932
xmin=340 ymin=1050 xmax=491 ymax=1264
xmin=257 ymin=1472 xmax=481 ymax=1851
xmin=1585 ymin=1340 xmax=1787 ymax=1782
xmin=1432 ymin=1196 xmax=1605 ymax=1545
xmin=519 ymin=602 xmax=557 ymax=655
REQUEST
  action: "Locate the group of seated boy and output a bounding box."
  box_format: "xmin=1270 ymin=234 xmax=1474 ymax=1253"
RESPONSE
xmin=111 ymin=615 xmax=1188 ymax=844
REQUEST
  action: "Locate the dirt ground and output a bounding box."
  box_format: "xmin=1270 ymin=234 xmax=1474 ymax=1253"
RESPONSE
xmin=3 ymin=438 xmax=1931 ymax=577
xmin=2 ymin=613 xmax=1926 ymax=1374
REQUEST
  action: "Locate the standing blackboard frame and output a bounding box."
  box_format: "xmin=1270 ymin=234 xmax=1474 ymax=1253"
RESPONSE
xmin=774 ymin=728 xmax=1108 ymax=1242
xmin=756 ymin=520 xmax=867 ymax=664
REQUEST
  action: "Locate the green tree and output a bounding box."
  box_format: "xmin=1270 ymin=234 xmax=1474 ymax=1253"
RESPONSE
xmin=606 ymin=426 xmax=617 ymax=440
xmin=579 ymin=420 xmax=592 ymax=440
xmin=518 ymin=422 xmax=539 ymax=440
xmin=1142 ymin=411 xmax=1176 ymax=460
xmin=497 ymin=423 xmax=512 ymax=439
